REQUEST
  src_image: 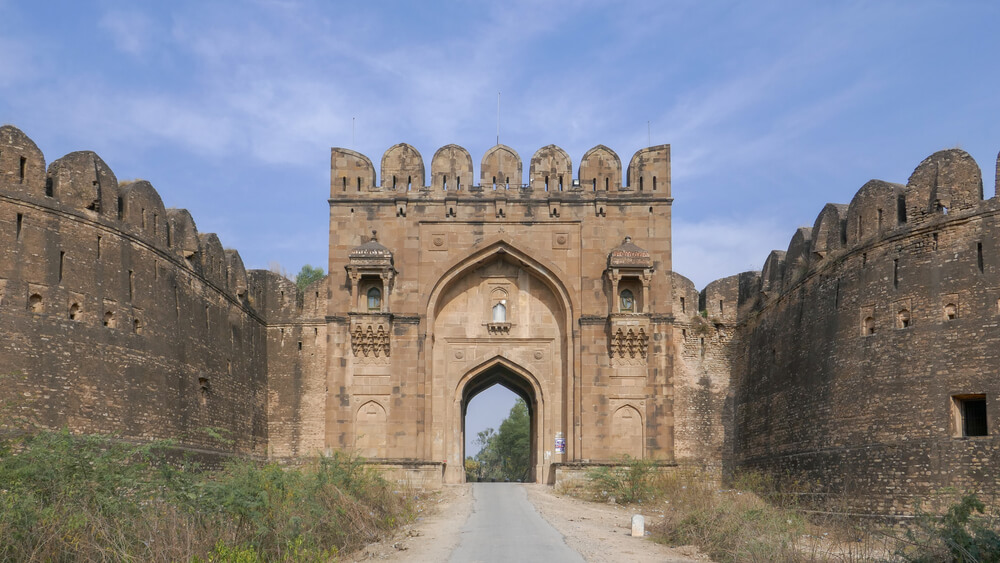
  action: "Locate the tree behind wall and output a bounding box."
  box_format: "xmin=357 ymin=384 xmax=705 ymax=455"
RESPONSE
xmin=465 ymin=398 xmax=530 ymax=482
xmin=295 ymin=264 xmax=325 ymax=290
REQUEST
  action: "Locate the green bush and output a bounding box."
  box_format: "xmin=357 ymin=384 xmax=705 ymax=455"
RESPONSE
xmin=897 ymin=492 xmax=1000 ymax=563
xmin=585 ymin=455 xmax=657 ymax=504
xmin=0 ymin=429 xmax=411 ymax=562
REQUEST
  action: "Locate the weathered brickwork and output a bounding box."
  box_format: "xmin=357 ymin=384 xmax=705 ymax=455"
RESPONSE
xmin=0 ymin=125 xmax=267 ymax=457
xmin=713 ymin=149 xmax=1000 ymax=515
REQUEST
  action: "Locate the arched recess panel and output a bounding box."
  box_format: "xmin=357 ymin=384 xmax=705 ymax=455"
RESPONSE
xmin=610 ymin=405 xmax=643 ymax=459
xmin=355 ymin=400 xmax=387 ymax=458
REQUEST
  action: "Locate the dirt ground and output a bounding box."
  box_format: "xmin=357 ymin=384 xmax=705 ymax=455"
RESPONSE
xmin=345 ymin=483 xmax=710 ymax=562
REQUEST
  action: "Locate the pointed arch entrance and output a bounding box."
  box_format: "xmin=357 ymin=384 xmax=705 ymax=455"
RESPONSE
xmin=458 ymin=357 xmax=543 ymax=482
xmin=426 ymin=240 xmax=574 ymax=484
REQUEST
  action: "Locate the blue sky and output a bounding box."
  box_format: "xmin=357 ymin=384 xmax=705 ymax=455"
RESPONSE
xmin=2 ymin=1 xmax=998 ymax=455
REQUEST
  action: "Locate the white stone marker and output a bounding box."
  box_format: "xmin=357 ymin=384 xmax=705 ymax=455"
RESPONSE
xmin=631 ymin=514 xmax=644 ymax=537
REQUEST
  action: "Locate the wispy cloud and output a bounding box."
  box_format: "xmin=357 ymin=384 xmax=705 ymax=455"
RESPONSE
xmin=98 ymin=10 xmax=155 ymax=56
xmin=672 ymin=217 xmax=789 ymax=289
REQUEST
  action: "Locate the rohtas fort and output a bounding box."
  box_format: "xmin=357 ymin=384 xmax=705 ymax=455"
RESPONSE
xmin=1 ymin=124 xmax=998 ymax=516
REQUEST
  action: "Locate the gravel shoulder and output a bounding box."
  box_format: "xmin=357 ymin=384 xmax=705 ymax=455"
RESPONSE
xmin=344 ymin=484 xmax=473 ymax=562
xmin=523 ymin=484 xmax=710 ymax=563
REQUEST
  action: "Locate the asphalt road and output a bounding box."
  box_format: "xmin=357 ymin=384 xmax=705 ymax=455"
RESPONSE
xmin=448 ymin=483 xmax=585 ymax=563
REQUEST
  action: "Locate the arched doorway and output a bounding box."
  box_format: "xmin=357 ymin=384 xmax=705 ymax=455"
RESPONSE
xmin=460 ymin=360 xmax=540 ymax=482
xmin=426 ymin=242 xmax=575 ymax=484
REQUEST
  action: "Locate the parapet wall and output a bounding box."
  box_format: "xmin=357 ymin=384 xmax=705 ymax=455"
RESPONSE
xmin=0 ymin=125 xmax=268 ymax=457
xmin=715 ymin=148 xmax=1000 ymax=515
xmin=331 ymin=142 xmax=671 ymax=197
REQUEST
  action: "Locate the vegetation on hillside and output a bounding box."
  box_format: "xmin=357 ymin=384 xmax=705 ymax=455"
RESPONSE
xmin=464 ymin=398 xmax=530 ymax=482
xmin=0 ymin=428 xmax=411 ymax=562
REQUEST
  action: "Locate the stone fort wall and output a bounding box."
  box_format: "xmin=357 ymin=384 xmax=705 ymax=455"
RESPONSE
xmin=0 ymin=125 xmax=268 ymax=457
xmin=702 ymin=148 xmax=1000 ymax=514
xmin=6 ymin=119 xmax=998 ymax=513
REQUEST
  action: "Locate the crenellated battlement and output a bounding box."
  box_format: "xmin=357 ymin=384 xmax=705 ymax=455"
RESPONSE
xmin=709 ymin=147 xmax=1000 ymax=312
xmin=329 ymin=142 xmax=671 ymax=200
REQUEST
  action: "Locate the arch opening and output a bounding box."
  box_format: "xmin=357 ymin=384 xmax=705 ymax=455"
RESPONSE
xmin=460 ymin=363 xmax=538 ymax=483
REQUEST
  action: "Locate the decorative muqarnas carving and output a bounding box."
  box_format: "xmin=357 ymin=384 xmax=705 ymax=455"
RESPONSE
xmin=352 ymin=323 xmax=390 ymax=358
xmin=610 ymin=327 xmax=647 ymax=362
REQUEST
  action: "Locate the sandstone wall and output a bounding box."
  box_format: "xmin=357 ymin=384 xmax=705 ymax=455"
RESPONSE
xmin=0 ymin=125 xmax=267 ymax=456
xmin=724 ymin=148 xmax=1000 ymax=515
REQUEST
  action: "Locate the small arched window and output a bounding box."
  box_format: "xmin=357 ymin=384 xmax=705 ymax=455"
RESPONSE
xmin=620 ymin=289 xmax=635 ymax=313
xmin=367 ymin=287 xmax=382 ymax=311
xmin=104 ymin=311 xmax=116 ymax=328
xmin=944 ymin=303 xmax=957 ymax=320
xmin=28 ymin=293 xmax=42 ymax=313
xmin=69 ymin=302 xmax=81 ymax=321
xmin=897 ymin=309 xmax=911 ymax=329
xmin=492 ymin=301 xmax=507 ymax=323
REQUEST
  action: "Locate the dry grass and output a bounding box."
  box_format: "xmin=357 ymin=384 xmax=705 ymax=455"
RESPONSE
xmin=0 ymin=429 xmax=414 ymax=562
xmin=571 ymin=463 xmax=966 ymax=562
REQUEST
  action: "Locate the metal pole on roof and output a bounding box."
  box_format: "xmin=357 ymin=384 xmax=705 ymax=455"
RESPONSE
xmin=352 ymin=117 xmax=356 ymax=149
xmin=497 ymin=92 xmax=501 ymax=146
xmin=647 ymin=121 xmax=651 ymax=147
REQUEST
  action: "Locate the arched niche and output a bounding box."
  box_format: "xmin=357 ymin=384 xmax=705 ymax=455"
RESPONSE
xmin=380 ymin=143 xmax=424 ymax=190
xmin=528 ymin=144 xmax=571 ymax=191
xmin=579 ymin=145 xmax=621 ymax=191
xmin=480 ymin=145 xmax=522 ymax=189
xmin=431 ymin=144 xmax=473 ymax=191
xmin=354 ymin=400 xmax=387 ymax=458
xmin=610 ymin=405 xmax=643 ymax=459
